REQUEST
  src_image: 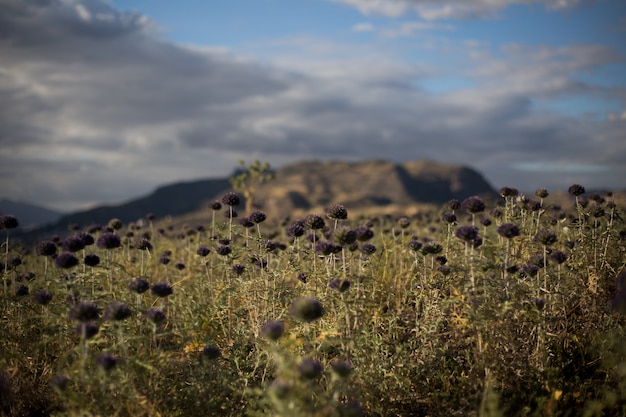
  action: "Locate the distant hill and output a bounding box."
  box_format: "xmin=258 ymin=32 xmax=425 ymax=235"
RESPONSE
xmin=18 ymin=159 xmax=498 ymax=241
xmin=0 ymin=198 xmax=64 ymax=230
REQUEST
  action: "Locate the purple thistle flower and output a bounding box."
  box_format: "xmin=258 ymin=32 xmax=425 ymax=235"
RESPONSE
xmin=480 ymin=217 xmax=492 ymax=227
xmin=535 ymin=188 xmax=549 ymax=199
xmin=151 ymin=282 xmax=173 ymax=298
xmin=298 ymin=358 xmax=323 ymax=380
xmin=197 ymin=246 xmax=211 ymax=257
xmin=97 ymin=232 xmax=121 ymax=250
xmin=15 ymin=284 xmax=29 ymax=296
xmin=62 ymin=237 xmax=85 ymax=253
xmin=76 ymin=231 xmax=95 ymax=246
xmin=216 ymin=245 xmax=232 ymax=256
xmin=408 ymin=240 xmax=423 ymax=252
xmin=146 ymin=308 xmax=166 ymax=324
xmin=297 ymin=272 xmax=307 ymax=283
xmin=461 ymin=196 xmax=486 ymax=214
xmin=209 ymin=201 xmax=222 ymax=210
xmin=325 ymin=203 xmax=348 ymax=220
xmin=455 ymin=225 xmax=479 ymax=242
xmin=333 ymin=226 xmax=357 ymax=246
xmin=34 ymin=290 xmax=53 ymax=306
xmin=397 ymin=217 xmax=410 ymax=229
xmin=221 ymin=192 xmax=240 ymax=207
xmin=108 ymin=218 xmax=123 ymax=230
xmin=305 ymin=214 xmax=325 ymax=230
xmin=497 ymin=223 xmax=520 ymax=239
xmin=354 ymin=225 xmax=374 ymax=241
xmin=287 ymin=219 xmax=306 ymax=237
xmin=239 ymin=217 xmax=254 ymax=228
xmin=55 ymin=252 xmax=79 ymax=269
xmin=422 ymin=242 xmax=443 ymax=255
xmin=290 ymin=296 xmax=324 ymax=323
xmin=360 ymin=243 xmax=377 ymax=256
xmin=260 ymin=320 xmax=285 ymax=341
xmin=534 ymin=228 xmax=558 ymax=246
xmin=315 ymin=241 xmax=337 ymax=256
xmin=75 ymin=322 xmax=99 ymax=339
xmin=105 ymin=301 xmax=132 ymax=321
xmin=129 ymin=277 xmax=150 ymax=293
xmin=174 ymin=262 xmax=185 ymax=270
xmin=550 ymin=250 xmax=568 ymax=265
xmin=0 ymin=215 xmax=19 ymax=229
xmin=568 ymin=184 xmax=586 ymax=196
xmin=447 ymin=199 xmax=461 ymax=211
xmin=499 ymin=187 xmax=519 ymax=198
xmin=50 ymin=374 xmax=70 ymax=391
xmin=331 ymin=360 xmax=353 ymax=378
xmin=159 ymin=255 xmax=171 ymax=265
xmin=441 ymin=212 xmax=457 ymax=224
xmin=36 ymin=240 xmax=57 ymax=257
xmin=329 ymin=278 xmax=351 ymax=293
xmin=249 ymin=211 xmax=267 ymax=224
xmin=70 ymin=301 xmax=100 ymax=322
xmin=84 ymin=254 xmax=100 ymax=267
xmin=135 ymin=238 xmax=153 ymax=251
xmin=232 ymin=264 xmax=246 ymax=275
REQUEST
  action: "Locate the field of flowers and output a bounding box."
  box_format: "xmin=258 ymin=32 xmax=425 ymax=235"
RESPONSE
xmin=1 ymin=183 xmax=625 ymax=416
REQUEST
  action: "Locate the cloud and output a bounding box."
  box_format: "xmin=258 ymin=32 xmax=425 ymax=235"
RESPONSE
xmin=330 ymin=0 xmax=586 ymax=19
xmin=0 ymin=0 xmax=624 ymax=211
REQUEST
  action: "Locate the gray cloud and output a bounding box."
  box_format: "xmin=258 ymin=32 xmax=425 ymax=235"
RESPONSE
xmin=0 ymin=0 xmax=624 ymax=212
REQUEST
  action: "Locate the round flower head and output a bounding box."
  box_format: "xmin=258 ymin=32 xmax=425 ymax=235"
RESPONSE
xmin=0 ymin=215 xmax=19 ymax=230
xmin=221 ymin=192 xmax=240 ymax=207
xmin=249 ymin=211 xmax=266 ymax=224
xmin=422 ymin=242 xmax=443 ymax=255
xmin=305 ymin=214 xmax=326 ymax=230
xmin=568 ymin=184 xmax=585 ymax=196
xmin=146 ymin=308 xmax=166 ymax=324
xmin=534 ymin=228 xmax=558 ymax=246
xmin=105 ymin=301 xmax=132 ymax=321
xmin=298 ymin=358 xmax=323 ymax=380
xmin=135 ymin=238 xmax=153 ymax=251
xmin=216 ymin=245 xmax=231 ymax=256
xmin=408 ymin=240 xmax=423 ymax=252
xmin=96 ymin=354 xmax=117 ymax=371
xmin=490 ymin=208 xmax=503 ymax=219
xmin=70 ymin=301 xmax=100 ymax=322
xmin=239 ymin=217 xmax=254 ymax=228
xmin=84 ymin=254 xmax=100 ymax=267
xmin=329 ymin=278 xmax=351 ymax=293
xmin=499 ymin=187 xmax=519 ymax=198
xmin=224 ymin=209 xmax=238 ymax=219
xmin=287 ymin=220 xmax=306 ymax=237
xmin=75 ymin=322 xmax=99 ymax=339
xmin=151 ymin=282 xmax=173 ymax=298
xmin=15 ymin=284 xmax=29 ymax=296
xmin=333 ymin=226 xmax=357 ymax=246
xmin=397 ymin=217 xmax=410 ymax=229
xmin=290 ymin=296 xmax=324 ymax=323
xmin=159 ymin=255 xmax=171 ymax=265
xmin=108 ymin=218 xmax=123 ymax=230
xmin=447 ymin=199 xmax=461 ymax=211
xmin=232 ymin=264 xmax=246 ymax=275
xmin=129 ymin=277 xmax=150 ymax=293
xmin=55 ymin=252 xmax=79 ymax=269
xmin=97 ymin=232 xmax=121 ymax=249
xmin=455 ymin=225 xmax=479 ymax=242
xmin=196 ymin=246 xmax=211 ymax=257
xmin=550 ymin=250 xmax=568 ymax=265
xmin=480 ymin=217 xmax=492 ymax=227
xmin=297 ymin=272 xmax=307 ymax=283
xmin=535 ymin=188 xmax=549 ymax=199
xmin=360 ymin=243 xmax=377 ymax=256
xmin=354 ymin=225 xmax=374 ymax=241
xmin=497 ymin=223 xmax=520 ymax=239
xmin=461 ymin=196 xmax=486 ymax=214
xmin=174 ymin=262 xmax=185 ymax=270
xmin=260 ymin=320 xmax=285 ymax=341
xmin=62 ymin=237 xmax=85 ymax=253
xmin=203 ymin=345 xmax=221 ymax=360
xmin=34 ymin=290 xmax=53 ymax=306
xmin=315 ymin=241 xmax=336 ymax=256
xmin=325 ymin=203 xmax=348 ymax=220
xmin=36 ymin=240 xmax=57 ymax=257
xmin=442 ymin=212 xmax=457 ymax=224
xmin=209 ymin=201 xmax=222 ymax=210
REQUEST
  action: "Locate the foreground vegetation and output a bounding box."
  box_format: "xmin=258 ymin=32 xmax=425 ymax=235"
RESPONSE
xmin=1 ymin=182 xmax=625 ymax=416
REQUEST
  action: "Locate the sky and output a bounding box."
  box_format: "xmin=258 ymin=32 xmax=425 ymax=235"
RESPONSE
xmin=0 ymin=0 xmax=625 ymax=212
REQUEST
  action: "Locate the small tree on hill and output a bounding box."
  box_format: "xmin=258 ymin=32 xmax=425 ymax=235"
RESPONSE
xmin=229 ymin=160 xmax=275 ymax=214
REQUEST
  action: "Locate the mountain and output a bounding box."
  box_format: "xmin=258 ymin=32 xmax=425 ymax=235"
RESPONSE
xmin=0 ymin=198 xmax=64 ymax=230
xmin=18 ymin=159 xmax=497 ymax=241
xmin=256 ymin=159 xmax=497 ymax=216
